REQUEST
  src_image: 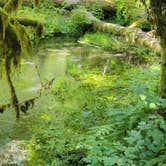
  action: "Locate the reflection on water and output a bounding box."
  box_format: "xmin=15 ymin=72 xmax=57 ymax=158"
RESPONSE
xmin=0 ymin=46 xmax=68 ymax=147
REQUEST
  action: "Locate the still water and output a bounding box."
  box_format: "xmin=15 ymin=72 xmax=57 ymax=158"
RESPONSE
xmin=0 ymin=39 xmax=118 ymax=148
xmin=0 ymin=48 xmax=69 ymax=147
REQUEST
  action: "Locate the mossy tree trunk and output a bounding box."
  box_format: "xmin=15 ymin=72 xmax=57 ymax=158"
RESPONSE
xmin=0 ymin=0 xmax=43 ymax=118
xmin=93 ymin=20 xmax=161 ymax=53
xmin=147 ymin=0 xmax=166 ymax=98
xmin=161 ymin=40 xmax=166 ymax=98
xmin=82 ymin=10 xmax=161 ymax=53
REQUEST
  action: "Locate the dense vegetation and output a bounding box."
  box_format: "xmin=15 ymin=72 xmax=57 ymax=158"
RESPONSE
xmin=0 ymin=0 xmax=166 ymax=165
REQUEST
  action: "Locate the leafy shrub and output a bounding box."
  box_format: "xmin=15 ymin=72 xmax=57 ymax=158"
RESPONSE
xmin=113 ymin=0 xmax=143 ymax=26
xmin=26 ymin=46 xmax=164 ymax=165
xmin=78 ymin=114 xmax=166 ymax=166
xmin=68 ymin=9 xmax=93 ymax=37
xmin=18 ymin=5 xmax=92 ymax=38
xmin=87 ymin=3 xmax=104 ymax=20
xmin=138 ymin=22 xmax=151 ymax=32
xmin=28 ymin=125 xmax=87 ymax=166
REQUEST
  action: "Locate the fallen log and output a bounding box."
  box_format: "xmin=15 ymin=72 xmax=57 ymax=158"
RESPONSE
xmin=129 ymin=17 xmax=149 ymax=28
xmin=82 ymin=10 xmax=161 ymax=53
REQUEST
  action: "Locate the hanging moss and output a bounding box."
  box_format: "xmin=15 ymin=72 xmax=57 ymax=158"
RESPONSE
xmin=16 ymin=17 xmax=44 ymax=41
xmin=4 ymin=0 xmax=21 ymax=14
xmin=0 ymin=0 xmax=5 ymax=8
xmin=34 ymin=0 xmax=39 ymax=7
xmin=0 ymin=0 xmax=44 ymax=118
xmin=0 ymin=9 xmax=8 ymax=40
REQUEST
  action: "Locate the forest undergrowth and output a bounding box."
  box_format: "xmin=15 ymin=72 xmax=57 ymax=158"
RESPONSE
xmin=1 ymin=0 xmax=166 ymax=165
xmin=24 ymin=41 xmax=166 ymax=165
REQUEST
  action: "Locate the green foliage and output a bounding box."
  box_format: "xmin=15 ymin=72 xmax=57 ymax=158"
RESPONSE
xmin=78 ymin=115 xmax=166 ymax=166
xmin=68 ymin=59 xmax=166 ymax=166
xmin=131 ymin=46 xmax=154 ymax=62
xmin=27 ymin=125 xmax=87 ymax=166
xmin=25 ymin=43 xmax=165 ymax=165
xmin=18 ymin=4 xmax=92 ymax=38
xmin=68 ymin=9 xmax=92 ymax=37
xmin=113 ymin=0 xmax=143 ymax=26
xmin=138 ymin=22 xmax=151 ymax=32
xmin=80 ymin=32 xmax=124 ymax=51
xmin=18 ymin=1 xmax=64 ymax=38
xmin=3 ymin=0 xmax=165 ymax=164
xmin=0 ymin=0 xmax=43 ymax=117
xmin=0 ymin=0 xmax=43 ymax=72
xmin=87 ymin=3 xmax=104 ymax=20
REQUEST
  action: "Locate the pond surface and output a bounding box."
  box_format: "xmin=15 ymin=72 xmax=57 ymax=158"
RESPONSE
xmin=0 ymin=42 xmax=70 ymax=147
xmin=0 ymin=38 xmax=130 ymax=164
